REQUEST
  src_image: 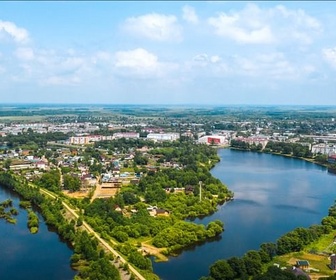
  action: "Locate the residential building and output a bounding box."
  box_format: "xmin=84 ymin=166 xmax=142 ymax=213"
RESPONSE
xmin=147 ymin=133 xmax=179 ymax=141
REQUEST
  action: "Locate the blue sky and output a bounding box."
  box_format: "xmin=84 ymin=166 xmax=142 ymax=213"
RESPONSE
xmin=0 ymin=1 xmax=336 ymax=105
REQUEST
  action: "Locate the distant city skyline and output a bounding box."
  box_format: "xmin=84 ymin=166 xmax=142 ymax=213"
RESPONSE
xmin=0 ymin=1 xmax=336 ymax=105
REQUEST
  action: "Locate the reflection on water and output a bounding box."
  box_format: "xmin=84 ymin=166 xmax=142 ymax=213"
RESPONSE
xmin=234 ymin=198 xmax=263 ymax=206
xmin=153 ymin=149 xmax=336 ymax=280
xmin=0 ymin=186 xmax=76 ymax=280
xmin=273 ymin=204 xmax=321 ymax=215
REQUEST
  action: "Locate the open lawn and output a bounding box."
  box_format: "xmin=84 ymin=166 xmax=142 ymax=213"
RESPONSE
xmin=306 ymin=231 xmax=336 ymax=254
xmin=0 ymin=116 xmax=47 ymax=122
xmin=274 ymin=251 xmax=334 ymax=278
xmin=272 ymin=230 xmax=336 ymax=278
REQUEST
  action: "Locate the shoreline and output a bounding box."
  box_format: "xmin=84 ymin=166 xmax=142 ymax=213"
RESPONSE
xmin=225 ymin=146 xmax=331 ymax=170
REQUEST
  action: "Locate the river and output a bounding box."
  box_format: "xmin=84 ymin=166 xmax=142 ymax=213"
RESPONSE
xmin=0 ymin=187 xmax=76 ymax=280
xmin=153 ymin=149 xmax=336 ymax=280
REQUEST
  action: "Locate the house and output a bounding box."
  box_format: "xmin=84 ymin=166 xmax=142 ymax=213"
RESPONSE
xmin=155 ymin=208 xmax=170 ymax=216
xmin=292 ymin=267 xmax=311 ymax=279
xmin=330 ymin=254 xmax=336 ymax=270
xmin=147 ymin=166 xmax=158 ymax=173
xmin=296 ymin=260 xmax=310 ymax=270
xmin=114 ymin=205 xmax=122 ymax=212
xmin=36 ymin=161 xmax=47 ymax=170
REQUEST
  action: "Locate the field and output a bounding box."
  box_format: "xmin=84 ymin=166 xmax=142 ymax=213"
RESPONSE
xmin=272 ymin=231 xmax=336 ymax=279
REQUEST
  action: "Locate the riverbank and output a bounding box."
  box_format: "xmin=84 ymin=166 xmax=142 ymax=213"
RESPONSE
xmin=0 ymin=184 xmax=77 ymax=280
xmin=153 ymin=148 xmax=336 ymax=280
xmin=229 ymin=146 xmax=331 ymax=169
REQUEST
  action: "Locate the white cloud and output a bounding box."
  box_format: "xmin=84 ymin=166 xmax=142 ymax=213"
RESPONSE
xmin=208 ymin=4 xmax=274 ymax=44
xmin=186 ymin=53 xmax=229 ymax=79
xmin=15 ymin=48 xmax=34 ymax=60
xmin=187 ymin=51 xmax=312 ymax=81
xmin=192 ymin=53 xmax=221 ymax=65
xmin=0 ymin=20 xmax=29 ymax=43
xmin=193 ymin=53 xmax=209 ymax=62
xmin=275 ymin=5 xmax=321 ymax=30
xmin=233 ymin=52 xmax=299 ymax=79
xmin=182 ymin=5 xmax=199 ymax=24
xmin=115 ymin=48 xmax=158 ymax=70
xmin=210 ymin=56 xmax=221 ymax=63
xmin=124 ymin=13 xmax=182 ymax=42
xmin=208 ymin=3 xmax=322 ymax=45
xmin=92 ymin=51 xmax=112 ymax=64
xmin=114 ymin=48 xmax=179 ymax=79
xmin=322 ymin=48 xmax=336 ymax=68
xmin=9 ymin=47 xmax=93 ymax=86
xmin=274 ymin=5 xmax=322 ymax=45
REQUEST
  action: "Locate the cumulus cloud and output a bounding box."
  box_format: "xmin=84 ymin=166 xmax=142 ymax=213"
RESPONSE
xmin=115 ymin=48 xmax=158 ymax=70
xmin=322 ymin=48 xmax=336 ymax=68
xmin=0 ymin=20 xmax=29 ymax=43
xmin=114 ymin=48 xmax=179 ymax=79
xmin=208 ymin=3 xmax=322 ymax=45
xmin=123 ymin=13 xmax=182 ymax=42
xmin=182 ymin=5 xmax=199 ymax=24
xmin=208 ymin=4 xmax=275 ymax=44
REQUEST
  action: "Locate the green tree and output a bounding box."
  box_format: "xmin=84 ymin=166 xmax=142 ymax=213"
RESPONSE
xmin=128 ymin=251 xmax=152 ymax=271
xmin=209 ymin=260 xmax=235 ymax=280
xmin=63 ymin=174 xmax=81 ymax=192
xmin=79 ymin=257 xmax=120 ymax=280
xmin=4 ymin=159 xmax=11 ymax=169
xmin=227 ymin=257 xmax=247 ymax=279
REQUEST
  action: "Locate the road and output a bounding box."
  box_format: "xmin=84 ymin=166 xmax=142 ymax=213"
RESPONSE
xmin=39 ymin=188 xmax=147 ymax=280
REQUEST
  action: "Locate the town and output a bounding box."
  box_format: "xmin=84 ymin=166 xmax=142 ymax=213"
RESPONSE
xmin=2 ymin=104 xmax=336 ymax=280
xmin=2 ymin=105 xmax=336 ymax=182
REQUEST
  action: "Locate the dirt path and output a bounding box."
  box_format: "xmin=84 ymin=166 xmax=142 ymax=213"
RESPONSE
xmin=39 ymin=188 xmax=146 ymax=280
xmin=141 ymin=242 xmax=168 ymax=262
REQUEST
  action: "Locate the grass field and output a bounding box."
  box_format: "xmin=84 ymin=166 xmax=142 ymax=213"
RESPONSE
xmin=0 ymin=116 xmax=47 ymax=122
xmin=306 ymin=231 xmax=336 ymax=253
xmin=271 ymin=231 xmax=336 ymax=278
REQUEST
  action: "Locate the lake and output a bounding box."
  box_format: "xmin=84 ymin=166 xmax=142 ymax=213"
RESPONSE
xmin=153 ymin=149 xmax=336 ymax=280
xmin=0 ymin=187 xmax=76 ymax=280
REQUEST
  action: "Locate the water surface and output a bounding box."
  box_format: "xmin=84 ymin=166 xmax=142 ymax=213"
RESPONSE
xmin=153 ymin=149 xmax=336 ymax=280
xmin=0 ymin=186 xmax=76 ymax=280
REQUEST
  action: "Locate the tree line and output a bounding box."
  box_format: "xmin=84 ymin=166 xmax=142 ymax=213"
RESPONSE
xmin=201 ymin=200 xmax=336 ymax=279
xmin=0 ymin=172 xmax=121 ymax=280
xmin=230 ymin=139 xmax=312 ymax=158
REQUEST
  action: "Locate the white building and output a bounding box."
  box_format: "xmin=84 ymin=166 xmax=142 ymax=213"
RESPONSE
xmin=311 ymin=143 xmax=336 ymax=155
xmin=147 ymin=133 xmax=179 ymax=141
xmin=69 ymin=135 xmax=113 ymax=145
xmin=113 ymin=132 xmax=139 ymax=139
